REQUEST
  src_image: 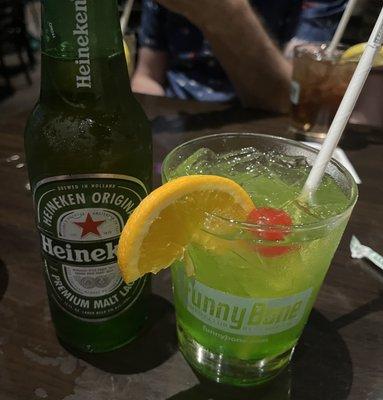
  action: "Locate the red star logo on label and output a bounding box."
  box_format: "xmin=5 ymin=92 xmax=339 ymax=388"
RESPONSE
xmin=74 ymin=213 xmax=105 ymax=238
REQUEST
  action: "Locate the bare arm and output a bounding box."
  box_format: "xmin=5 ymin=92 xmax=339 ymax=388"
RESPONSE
xmin=131 ymin=47 xmax=168 ymax=96
xmin=155 ymin=0 xmax=292 ymax=112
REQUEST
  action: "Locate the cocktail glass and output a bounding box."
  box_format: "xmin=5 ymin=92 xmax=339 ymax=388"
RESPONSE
xmin=290 ymin=43 xmax=357 ymax=141
xmin=162 ymin=133 xmax=357 ymax=386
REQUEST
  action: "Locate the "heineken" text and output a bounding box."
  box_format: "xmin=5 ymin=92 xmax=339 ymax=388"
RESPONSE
xmin=41 ymin=190 xmax=135 ymax=227
xmin=72 ymin=0 xmax=91 ymax=88
xmin=41 ymin=233 xmax=117 ymax=263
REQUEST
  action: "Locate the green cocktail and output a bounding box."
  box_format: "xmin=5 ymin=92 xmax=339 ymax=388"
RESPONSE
xmin=162 ymin=133 xmax=357 ymax=386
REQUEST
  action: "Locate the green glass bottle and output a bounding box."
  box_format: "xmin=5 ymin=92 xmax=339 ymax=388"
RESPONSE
xmin=24 ymin=0 xmax=152 ymax=353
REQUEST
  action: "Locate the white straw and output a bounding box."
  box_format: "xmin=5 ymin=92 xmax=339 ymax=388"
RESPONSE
xmin=300 ymin=6 xmax=383 ymax=202
xmin=120 ymin=0 xmax=135 ymax=33
xmin=326 ymin=0 xmax=359 ymax=57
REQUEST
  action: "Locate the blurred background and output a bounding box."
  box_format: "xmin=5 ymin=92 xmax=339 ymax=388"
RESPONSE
xmin=0 ymin=0 xmax=381 ymax=106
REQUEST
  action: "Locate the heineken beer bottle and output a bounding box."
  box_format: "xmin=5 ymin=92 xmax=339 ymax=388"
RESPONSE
xmin=24 ymin=0 xmax=152 ymax=352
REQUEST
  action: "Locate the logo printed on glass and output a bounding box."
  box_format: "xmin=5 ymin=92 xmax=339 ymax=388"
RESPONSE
xmin=185 ymin=279 xmax=313 ymax=336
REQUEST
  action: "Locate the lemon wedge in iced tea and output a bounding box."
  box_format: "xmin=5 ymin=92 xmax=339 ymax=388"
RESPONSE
xmin=341 ymin=42 xmax=383 ymax=66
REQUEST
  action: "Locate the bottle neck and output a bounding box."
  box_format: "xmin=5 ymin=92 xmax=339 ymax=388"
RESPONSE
xmin=40 ymin=0 xmax=131 ymax=109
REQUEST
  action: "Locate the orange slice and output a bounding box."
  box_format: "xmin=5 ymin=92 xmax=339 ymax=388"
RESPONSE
xmin=117 ymin=175 xmax=254 ymax=283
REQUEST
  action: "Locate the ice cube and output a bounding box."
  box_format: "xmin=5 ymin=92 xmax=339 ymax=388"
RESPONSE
xmin=215 ymin=147 xmax=270 ymax=178
xmin=270 ymin=154 xmax=310 ymax=187
xmin=172 ymin=147 xmax=217 ymax=178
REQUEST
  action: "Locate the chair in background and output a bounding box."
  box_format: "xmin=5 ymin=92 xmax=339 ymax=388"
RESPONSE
xmin=0 ymin=0 xmax=36 ymax=93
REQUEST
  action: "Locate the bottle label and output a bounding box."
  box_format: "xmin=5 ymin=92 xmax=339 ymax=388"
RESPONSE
xmin=174 ymin=267 xmax=313 ymax=337
xmin=33 ymin=174 xmax=148 ymax=321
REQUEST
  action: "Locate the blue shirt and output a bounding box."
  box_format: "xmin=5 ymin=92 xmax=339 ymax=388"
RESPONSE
xmin=139 ymin=0 xmax=347 ymax=101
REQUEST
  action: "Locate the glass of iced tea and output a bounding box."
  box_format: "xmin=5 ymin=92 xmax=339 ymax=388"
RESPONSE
xmin=290 ymin=43 xmax=358 ymax=141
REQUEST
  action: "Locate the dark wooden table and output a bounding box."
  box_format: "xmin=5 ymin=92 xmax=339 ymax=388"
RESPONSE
xmin=0 ymin=89 xmax=382 ymax=400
